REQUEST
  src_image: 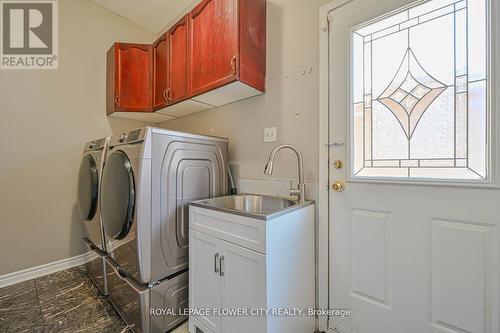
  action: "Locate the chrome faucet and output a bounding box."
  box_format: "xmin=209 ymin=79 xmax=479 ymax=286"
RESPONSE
xmin=264 ymin=144 xmax=306 ymax=203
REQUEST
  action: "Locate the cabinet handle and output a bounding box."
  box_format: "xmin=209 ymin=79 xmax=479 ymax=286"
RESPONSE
xmin=114 ymin=95 xmax=119 ymax=106
xmin=164 ymin=88 xmax=172 ymax=103
xmin=219 ymin=255 xmax=225 ymax=277
xmin=214 ymin=253 xmax=219 ymax=274
xmin=231 ymin=55 xmax=237 ymax=75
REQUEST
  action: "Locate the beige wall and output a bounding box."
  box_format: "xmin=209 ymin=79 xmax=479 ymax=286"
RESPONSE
xmin=159 ymin=0 xmax=330 ymax=184
xmin=0 ymin=0 xmax=332 ymax=275
xmin=0 ymin=0 xmax=154 ymax=275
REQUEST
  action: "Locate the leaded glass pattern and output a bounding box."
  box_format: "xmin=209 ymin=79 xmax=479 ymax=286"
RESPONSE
xmin=352 ymin=0 xmax=488 ymax=180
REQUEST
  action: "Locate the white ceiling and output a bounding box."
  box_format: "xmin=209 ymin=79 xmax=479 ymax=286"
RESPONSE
xmin=92 ymin=0 xmax=196 ymax=34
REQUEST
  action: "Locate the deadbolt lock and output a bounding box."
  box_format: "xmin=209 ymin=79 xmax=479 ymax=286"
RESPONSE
xmin=333 ymin=160 xmax=343 ymax=169
xmin=332 ymin=181 xmax=345 ymax=192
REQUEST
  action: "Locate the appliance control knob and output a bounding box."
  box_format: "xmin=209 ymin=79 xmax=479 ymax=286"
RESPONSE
xmin=119 ymin=133 xmax=127 ymax=143
xmin=89 ymin=141 xmax=97 ymax=148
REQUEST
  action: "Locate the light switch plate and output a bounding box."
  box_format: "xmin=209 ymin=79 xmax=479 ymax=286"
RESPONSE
xmin=264 ymin=127 xmax=277 ymax=142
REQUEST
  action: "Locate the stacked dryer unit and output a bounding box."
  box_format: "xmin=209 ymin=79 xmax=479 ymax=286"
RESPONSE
xmin=77 ymin=137 xmax=110 ymax=295
xmin=100 ymin=127 xmax=228 ymax=333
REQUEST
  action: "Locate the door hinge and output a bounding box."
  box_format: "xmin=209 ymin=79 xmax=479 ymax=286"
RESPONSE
xmin=322 ymin=15 xmax=330 ymax=32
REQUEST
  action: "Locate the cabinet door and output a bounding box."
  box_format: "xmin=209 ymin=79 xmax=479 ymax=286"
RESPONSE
xmin=153 ymin=34 xmax=169 ymax=110
xmin=190 ymin=230 xmax=222 ymax=333
xmin=220 ymin=240 xmax=267 ymax=333
xmin=168 ymin=15 xmax=189 ymax=105
xmin=115 ymin=43 xmax=153 ymax=112
xmin=188 ymin=0 xmax=239 ymax=97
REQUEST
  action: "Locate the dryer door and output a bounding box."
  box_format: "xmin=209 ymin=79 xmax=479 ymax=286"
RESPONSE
xmin=77 ymin=154 xmax=99 ymax=221
xmin=101 ymin=150 xmax=135 ymax=240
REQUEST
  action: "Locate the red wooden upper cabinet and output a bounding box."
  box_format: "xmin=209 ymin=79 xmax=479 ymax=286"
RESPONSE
xmin=152 ymin=14 xmax=190 ymax=111
xmin=153 ymin=34 xmax=169 ymax=110
xmin=188 ymin=0 xmax=266 ymax=105
xmin=106 ymin=0 xmax=266 ymax=120
xmin=168 ymin=15 xmax=190 ymax=105
xmin=106 ymin=43 xmax=153 ymax=115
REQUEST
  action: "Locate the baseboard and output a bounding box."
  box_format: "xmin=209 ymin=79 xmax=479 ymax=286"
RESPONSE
xmin=0 ymin=251 xmax=98 ymax=289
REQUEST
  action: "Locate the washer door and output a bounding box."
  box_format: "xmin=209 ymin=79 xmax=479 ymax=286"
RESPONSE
xmin=101 ymin=150 xmax=135 ymax=240
xmin=77 ymin=155 xmax=99 ymax=221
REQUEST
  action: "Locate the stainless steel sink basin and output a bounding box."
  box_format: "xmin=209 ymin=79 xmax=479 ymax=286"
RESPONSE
xmin=203 ymin=195 xmax=295 ymax=213
xmin=190 ymin=194 xmax=313 ymax=220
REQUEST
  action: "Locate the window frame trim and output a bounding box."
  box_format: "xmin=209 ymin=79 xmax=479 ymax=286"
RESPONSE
xmin=347 ymin=0 xmax=496 ymax=187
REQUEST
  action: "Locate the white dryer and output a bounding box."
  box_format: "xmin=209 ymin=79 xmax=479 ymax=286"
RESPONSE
xmin=100 ymin=127 xmax=228 ymax=333
xmin=77 ymin=137 xmax=110 ymax=295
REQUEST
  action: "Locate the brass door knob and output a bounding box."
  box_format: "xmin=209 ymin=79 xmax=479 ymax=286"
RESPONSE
xmin=332 ymin=181 xmax=345 ymax=192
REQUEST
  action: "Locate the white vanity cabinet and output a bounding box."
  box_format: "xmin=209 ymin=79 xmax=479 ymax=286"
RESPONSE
xmin=188 ymin=200 xmax=315 ymax=333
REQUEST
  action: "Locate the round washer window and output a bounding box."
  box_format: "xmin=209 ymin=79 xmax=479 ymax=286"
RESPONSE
xmin=100 ymin=150 xmax=135 ymax=240
xmin=77 ymin=155 xmax=98 ymax=221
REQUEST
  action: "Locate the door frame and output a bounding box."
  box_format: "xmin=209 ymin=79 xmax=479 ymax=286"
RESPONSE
xmin=318 ymin=1 xmax=354 ymax=331
xmin=319 ymin=0 xmax=500 ymax=331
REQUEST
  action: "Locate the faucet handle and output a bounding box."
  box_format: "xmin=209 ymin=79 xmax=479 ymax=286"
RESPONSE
xmin=290 ymin=188 xmax=301 ymax=197
xmin=290 ymin=181 xmax=301 ymax=197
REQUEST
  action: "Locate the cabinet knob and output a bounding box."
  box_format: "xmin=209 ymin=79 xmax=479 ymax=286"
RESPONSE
xmin=114 ymin=96 xmax=118 ymax=106
xmin=231 ymin=55 xmax=237 ymax=75
xmin=220 ymin=255 xmax=225 ymax=277
xmin=163 ymin=88 xmax=172 ymax=103
xmin=214 ymin=253 xmax=219 ymax=274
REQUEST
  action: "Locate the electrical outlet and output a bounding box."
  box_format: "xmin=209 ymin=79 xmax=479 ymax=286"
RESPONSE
xmin=264 ymin=127 xmax=277 ymax=143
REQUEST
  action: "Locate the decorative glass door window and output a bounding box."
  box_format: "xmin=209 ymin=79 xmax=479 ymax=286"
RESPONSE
xmin=352 ymin=0 xmax=488 ymax=180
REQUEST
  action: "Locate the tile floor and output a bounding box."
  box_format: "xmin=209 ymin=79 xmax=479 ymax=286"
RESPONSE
xmin=0 ymin=265 xmax=189 ymax=333
xmin=0 ymin=266 xmax=126 ymax=332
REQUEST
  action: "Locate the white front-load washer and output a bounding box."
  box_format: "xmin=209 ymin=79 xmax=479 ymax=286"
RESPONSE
xmin=100 ymin=126 xmax=228 ymax=333
xmin=77 ymin=136 xmax=110 ymax=295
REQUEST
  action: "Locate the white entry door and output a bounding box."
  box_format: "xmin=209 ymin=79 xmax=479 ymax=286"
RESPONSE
xmin=326 ymin=0 xmax=500 ymax=332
